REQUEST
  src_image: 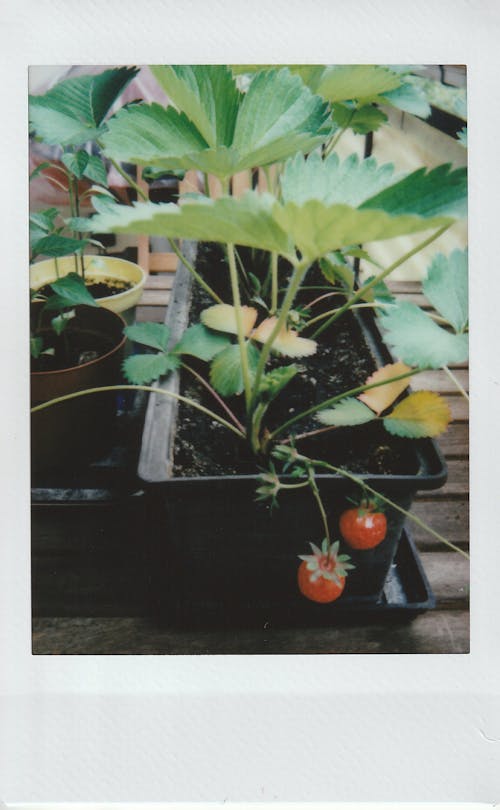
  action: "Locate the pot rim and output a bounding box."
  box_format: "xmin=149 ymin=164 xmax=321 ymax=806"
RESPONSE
xmin=30 ymin=305 xmax=127 ymax=380
xmin=30 ymin=255 xmax=147 ymax=307
xmin=143 ymin=459 xmax=447 ymax=489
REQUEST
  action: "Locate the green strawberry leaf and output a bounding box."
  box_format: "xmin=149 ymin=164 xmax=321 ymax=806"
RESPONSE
xmin=210 ymin=341 xmax=260 ymax=396
xmin=104 ymin=67 xmax=330 ymax=179
xmin=274 ymin=199 xmax=456 ymax=262
xmin=123 ymin=353 xmax=180 ymax=385
xmin=89 ymin=152 xmax=467 ymax=263
xmin=408 ymin=75 xmax=467 ymax=120
xmin=90 ymin=193 xmax=293 ymax=257
xmin=344 ymin=247 xmax=383 ymax=269
xmin=151 ymin=64 xmax=240 ymax=149
xmin=360 ymin=276 xmax=395 ymax=304
xmin=378 ymin=301 xmax=469 ymax=368
xmin=102 ymin=102 xmax=209 ymax=171
xmin=124 ymin=322 xmax=171 ymax=352
xmin=423 ymin=248 xmax=468 ymax=332
xmin=332 ymin=102 xmax=387 ymax=134
xmin=258 ymin=365 xmax=299 ymax=403
xmin=280 ymin=152 xmax=398 ymax=208
xmin=230 ymin=64 xmax=325 ymax=93
xmin=316 ymin=65 xmax=402 ymax=102
xmin=381 ymin=81 xmax=431 ymax=118
xmin=173 ymin=322 xmax=232 ymax=361
xmin=230 ymin=68 xmax=331 ymax=170
xmin=320 ymin=253 xmax=355 ymax=292
xmin=349 ymin=105 xmax=388 ymax=134
xmin=361 ymin=163 xmax=467 ymax=219
xmin=317 ymin=398 xmax=377 ymax=426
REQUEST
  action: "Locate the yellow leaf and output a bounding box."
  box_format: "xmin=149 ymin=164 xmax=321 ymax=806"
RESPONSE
xmin=384 ymin=391 xmax=452 ymax=438
xmin=201 ymin=303 xmax=258 ymax=336
xmin=358 ymin=361 xmax=412 ymax=414
xmin=252 ymin=316 xmax=317 ymax=358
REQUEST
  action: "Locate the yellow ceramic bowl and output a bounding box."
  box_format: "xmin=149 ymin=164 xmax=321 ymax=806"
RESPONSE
xmin=30 ymin=255 xmax=146 ymax=315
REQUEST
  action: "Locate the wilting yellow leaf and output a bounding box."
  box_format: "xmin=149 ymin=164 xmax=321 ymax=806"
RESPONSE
xmin=383 ymin=390 xmax=452 ymax=438
xmin=252 ymin=316 xmax=317 ymax=358
xmin=201 ymin=304 xmax=258 ymax=336
xmin=358 ymin=361 xmax=412 ymax=414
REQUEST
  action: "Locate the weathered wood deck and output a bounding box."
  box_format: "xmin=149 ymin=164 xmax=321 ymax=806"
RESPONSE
xmin=31 ymin=252 xmax=469 ymax=655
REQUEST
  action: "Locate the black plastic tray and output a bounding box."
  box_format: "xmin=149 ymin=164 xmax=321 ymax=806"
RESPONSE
xmin=161 ymin=529 xmax=435 ymax=630
xmin=335 ymin=528 xmax=436 ymax=618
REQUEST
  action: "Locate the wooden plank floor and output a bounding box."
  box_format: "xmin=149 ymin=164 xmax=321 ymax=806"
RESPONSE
xmin=31 ymin=258 xmax=469 ymax=655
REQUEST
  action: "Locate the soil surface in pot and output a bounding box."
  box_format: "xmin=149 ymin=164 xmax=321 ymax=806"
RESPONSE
xmin=173 ymin=244 xmax=418 ymax=478
xmin=31 ymin=326 xmax=117 ymax=373
xmin=37 ymin=276 xmax=133 ymax=301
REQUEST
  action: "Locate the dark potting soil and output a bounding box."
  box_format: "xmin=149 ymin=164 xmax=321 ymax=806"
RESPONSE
xmin=31 ymin=328 xmax=116 ymax=372
xmin=36 ymin=277 xmax=133 ymax=300
xmin=173 ymin=244 xmax=417 ymax=478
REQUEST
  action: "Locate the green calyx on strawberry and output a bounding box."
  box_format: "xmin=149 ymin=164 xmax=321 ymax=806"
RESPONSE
xmin=298 ymin=539 xmax=355 ymax=588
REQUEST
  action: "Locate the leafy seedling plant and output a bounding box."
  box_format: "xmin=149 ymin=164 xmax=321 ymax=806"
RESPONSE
xmin=30 ymin=273 xmax=99 ymax=365
xmin=32 ymin=65 xmax=470 ymax=602
xmin=29 ymin=67 xmax=139 ymax=284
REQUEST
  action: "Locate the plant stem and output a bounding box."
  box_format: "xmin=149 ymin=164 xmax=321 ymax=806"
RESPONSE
xmin=72 ymin=174 xmax=85 ymax=279
xmin=304 ymin=290 xmax=343 ymax=310
xmin=307 ymin=468 xmax=331 ymax=544
xmin=311 ymin=224 xmax=452 ymax=339
xmin=308 ymin=457 xmax=470 ymax=559
xmin=444 ymin=365 xmax=469 ymax=401
xmin=250 ymin=255 xmax=310 ymax=410
xmin=250 ymin=402 xmax=265 ymax=454
xmin=282 ymin=424 xmax=340 ymax=444
xmin=108 ymin=158 xmax=149 ymax=202
xmin=268 ymin=367 xmax=420 ymax=442
xmin=31 ymin=384 xmax=246 ymax=439
xmin=65 ymin=168 xmax=81 ymax=278
xmin=280 ymin=480 xmax=310 ymax=491
xmin=324 ymin=120 xmax=352 ymax=156
xmin=227 ymin=241 xmax=253 ymax=409
xmin=170 ymin=238 xmax=222 ymax=304
xmin=304 ymin=301 xmax=385 ymax=330
xmin=182 ymin=362 xmax=245 ymax=432
xmin=263 ymin=165 xmax=273 ymax=194
xmin=47 ymin=176 xmax=70 ymax=194
xmin=270 ymin=251 xmax=279 ymax=314
xmin=233 ymin=245 xmax=250 ymax=290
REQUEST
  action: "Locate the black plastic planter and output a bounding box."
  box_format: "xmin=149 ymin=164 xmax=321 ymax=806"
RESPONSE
xmin=138 ymin=244 xmax=447 ymax=627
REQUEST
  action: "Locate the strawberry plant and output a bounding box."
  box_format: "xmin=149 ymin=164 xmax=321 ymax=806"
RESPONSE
xmin=32 ymin=64 xmax=470 ymax=602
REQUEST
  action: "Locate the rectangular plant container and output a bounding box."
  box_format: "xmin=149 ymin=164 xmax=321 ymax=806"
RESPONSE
xmin=138 ymin=244 xmax=447 ymax=627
